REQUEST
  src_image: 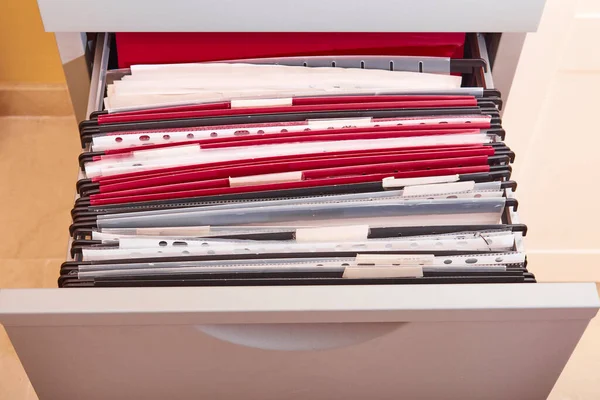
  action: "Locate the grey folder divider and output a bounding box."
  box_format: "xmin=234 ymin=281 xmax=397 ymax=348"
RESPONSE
xmin=80 ymin=264 xmax=510 ymax=279
xmin=77 ymin=257 xmax=513 ymax=274
xmin=96 ymin=182 xmax=502 ymax=221
xmin=97 ymin=197 xmax=506 ymax=228
xmin=78 ymin=257 xmax=354 ymax=272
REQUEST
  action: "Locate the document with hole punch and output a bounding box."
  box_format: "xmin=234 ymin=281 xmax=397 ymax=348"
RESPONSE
xmin=105 ymin=64 xmax=464 ymax=112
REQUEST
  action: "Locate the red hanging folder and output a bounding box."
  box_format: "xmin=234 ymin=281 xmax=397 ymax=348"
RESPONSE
xmin=93 ymin=144 xmax=490 ymax=185
xmin=91 ymin=156 xmax=491 ymax=201
xmin=90 ymin=165 xmax=489 ymax=206
xmin=103 ymin=95 xmax=474 ymax=119
xmin=97 ymin=147 xmax=495 ymax=194
xmin=103 ymin=95 xmax=475 ymax=118
xmin=98 ymin=98 xmax=478 ymax=125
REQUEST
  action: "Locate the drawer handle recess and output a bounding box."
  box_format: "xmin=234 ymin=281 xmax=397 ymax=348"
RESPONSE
xmin=196 ymin=322 xmax=405 ymax=351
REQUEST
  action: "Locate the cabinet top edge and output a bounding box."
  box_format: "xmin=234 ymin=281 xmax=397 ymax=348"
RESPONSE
xmin=0 ymin=283 xmax=597 ymax=326
xmin=38 ymin=0 xmax=546 ymax=33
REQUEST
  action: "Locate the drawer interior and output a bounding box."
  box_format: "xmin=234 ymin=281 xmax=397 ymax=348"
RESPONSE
xmin=56 ymin=32 xmax=535 ymax=288
xmin=89 ymin=32 xmax=498 ymax=115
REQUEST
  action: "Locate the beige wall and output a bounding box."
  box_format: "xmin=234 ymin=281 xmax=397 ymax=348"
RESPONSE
xmin=0 ymin=0 xmax=65 ymax=83
xmin=503 ymin=0 xmax=600 ymax=282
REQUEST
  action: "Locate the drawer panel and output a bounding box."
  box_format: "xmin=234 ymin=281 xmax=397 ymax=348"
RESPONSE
xmin=4 ymin=320 xmax=588 ymax=400
xmin=38 ymin=0 xmax=546 ymax=33
xmin=0 ymin=283 xmax=598 ymax=400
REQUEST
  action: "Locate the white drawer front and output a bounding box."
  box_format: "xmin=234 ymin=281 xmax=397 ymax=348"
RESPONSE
xmin=38 ymin=0 xmax=546 ymax=32
xmin=3 ymin=320 xmax=590 ymax=400
xmin=0 ymin=284 xmax=598 ymax=399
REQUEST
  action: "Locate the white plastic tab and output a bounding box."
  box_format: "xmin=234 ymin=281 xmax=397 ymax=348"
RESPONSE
xmin=403 ymin=181 xmax=476 ymax=197
xmin=343 ymin=266 xmax=424 ymax=279
xmin=295 ymin=225 xmax=369 ymax=242
xmin=133 ymin=227 xmax=211 ymax=236
xmin=131 ymin=144 xmax=202 ymax=159
xmin=231 ymin=98 xmax=293 ymax=108
xmin=382 ymin=174 xmax=460 ymax=188
xmin=229 ymin=171 xmax=303 ymax=187
xmin=356 ymin=254 xmax=435 ymax=266
xmin=307 ymin=117 xmax=373 ymax=128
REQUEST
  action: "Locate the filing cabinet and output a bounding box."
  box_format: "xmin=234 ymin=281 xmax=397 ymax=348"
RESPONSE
xmin=1 ymin=1 xmax=598 ymax=399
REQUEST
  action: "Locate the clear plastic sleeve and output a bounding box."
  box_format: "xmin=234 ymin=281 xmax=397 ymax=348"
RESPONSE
xmin=97 ymin=197 xmax=506 ymax=229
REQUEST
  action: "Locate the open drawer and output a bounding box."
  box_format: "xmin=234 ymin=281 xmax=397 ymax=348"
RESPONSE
xmin=1 ymin=29 xmax=599 ymax=400
xmin=0 ymin=284 xmax=598 ymax=400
